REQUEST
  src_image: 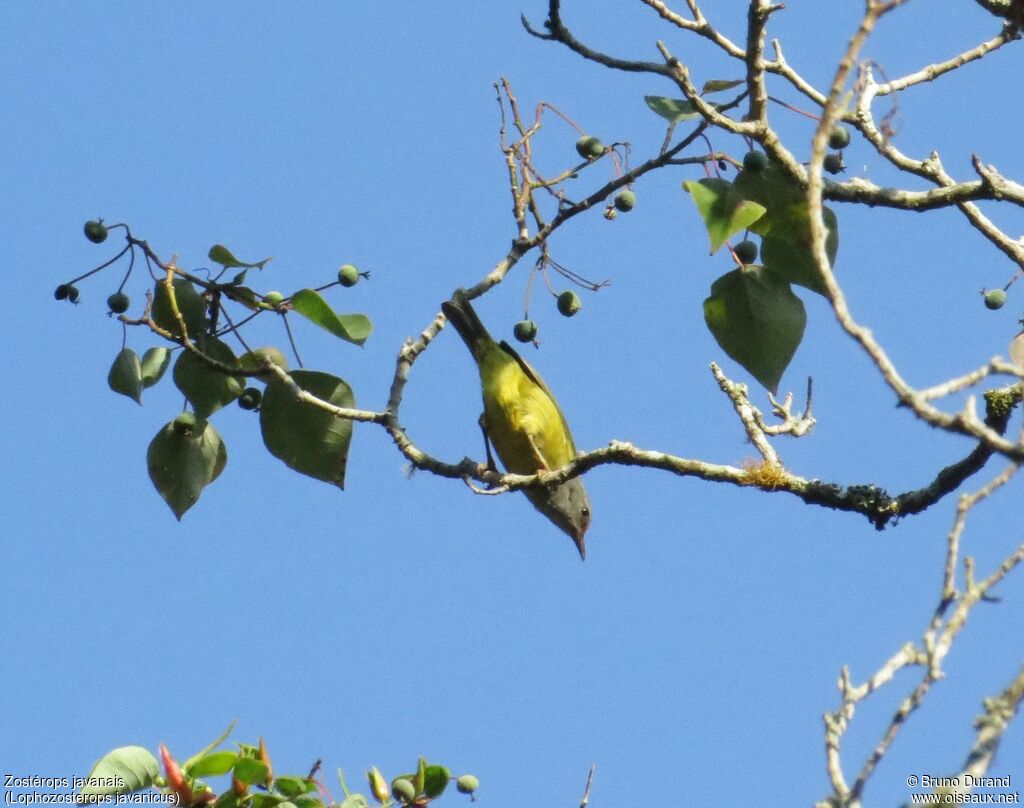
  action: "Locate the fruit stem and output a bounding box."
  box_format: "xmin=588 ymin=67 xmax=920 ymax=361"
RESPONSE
xmin=65 ymin=244 xmax=131 ymax=286
xmin=767 ymin=95 xmax=822 ymax=121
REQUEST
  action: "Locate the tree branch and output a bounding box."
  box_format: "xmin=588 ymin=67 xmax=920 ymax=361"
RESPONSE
xmin=521 ymin=2 xmax=672 ymax=76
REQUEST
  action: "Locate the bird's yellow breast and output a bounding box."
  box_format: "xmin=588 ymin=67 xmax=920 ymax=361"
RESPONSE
xmin=477 ymin=347 xmax=576 ymax=475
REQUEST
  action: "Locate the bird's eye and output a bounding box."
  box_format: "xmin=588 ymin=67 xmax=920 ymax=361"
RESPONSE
xmin=581 ymin=507 xmax=590 ymax=518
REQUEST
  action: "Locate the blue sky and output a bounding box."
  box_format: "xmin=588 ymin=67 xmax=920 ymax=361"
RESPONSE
xmin=3 ymin=1 xmax=1023 ymax=805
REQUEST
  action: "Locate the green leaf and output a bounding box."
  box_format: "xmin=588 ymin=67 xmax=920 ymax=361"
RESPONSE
xmin=79 ymin=746 xmax=159 ymax=798
xmin=290 ymin=288 xmax=372 ymax=346
xmin=414 ymin=758 xmax=427 ymax=797
xmin=292 ymin=796 xmax=322 ymax=808
xmin=731 ymin=160 xmax=842 ymax=294
xmin=703 ymin=266 xmax=807 ymax=393
xmin=683 ymin=179 xmax=766 ymax=254
xmin=208 ymin=244 xmax=270 ymax=270
xmin=422 ymin=766 xmax=451 ymax=799
xmin=701 ymin=78 xmax=744 ymax=95
xmin=108 ymin=348 xmax=143 ymax=405
xmin=760 ymin=207 xmax=839 ymax=296
xmin=732 ymin=160 xmax=808 ymax=239
xmin=233 ymin=758 xmax=270 ymax=785
xmin=140 ymin=347 xmax=172 ymax=388
xmin=185 ymin=751 xmax=239 ymax=778
xmin=183 ymin=720 xmax=238 ymax=771
xmin=644 ymin=95 xmax=701 ymax=123
xmin=147 ymin=416 xmax=228 ymax=520
xmin=214 ymin=793 xmax=239 ymax=808
xmin=152 ymin=277 xmax=207 ymax=339
xmin=173 ymin=335 xmax=245 ymax=418
xmin=275 ymin=778 xmax=315 ymax=798
xmin=338 ymin=797 xmax=368 ymax=808
xmin=222 ymin=285 xmax=262 ymax=311
xmin=260 ymin=370 xmax=354 ymax=489
xmin=249 ymin=795 xmax=287 ymax=808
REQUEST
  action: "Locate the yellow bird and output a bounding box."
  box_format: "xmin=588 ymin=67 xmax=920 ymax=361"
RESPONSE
xmin=441 ymin=290 xmax=591 ymax=558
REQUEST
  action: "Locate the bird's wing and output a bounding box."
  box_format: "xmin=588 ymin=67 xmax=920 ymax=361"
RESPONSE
xmin=499 ymin=340 xmax=578 ymax=456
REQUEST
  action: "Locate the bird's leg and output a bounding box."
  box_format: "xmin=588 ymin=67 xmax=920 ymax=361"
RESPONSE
xmin=477 ymin=414 xmax=499 ymax=476
xmin=525 ymin=432 xmax=551 ymax=472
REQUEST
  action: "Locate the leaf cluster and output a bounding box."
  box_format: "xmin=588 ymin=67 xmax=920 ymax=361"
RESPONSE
xmin=79 ymin=731 xmax=478 ymax=808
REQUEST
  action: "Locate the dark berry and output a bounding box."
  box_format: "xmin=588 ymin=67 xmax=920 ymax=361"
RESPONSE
xmin=734 ymin=240 xmax=758 ymax=265
xmin=984 ymin=289 xmax=1007 ymax=310
xmin=828 ymin=125 xmax=851 ymax=150
xmin=575 ymin=135 xmax=605 ymax=160
xmin=557 ymin=290 xmax=582 ymax=317
xmin=338 ymin=264 xmax=360 ymax=287
xmin=823 ymin=153 xmax=845 ymax=174
xmin=84 ymin=220 xmax=108 ymax=244
xmin=513 ymin=319 xmax=538 ymax=342
xmin=614 ymin=190 xmax=636 ymax=212
xmin=743 ymin=151 xmax=768 ymax=172
xmin=238 ymin=387 xmax=262 ymax=410
xmin=107 ymin=292 xmax=130 ymax=314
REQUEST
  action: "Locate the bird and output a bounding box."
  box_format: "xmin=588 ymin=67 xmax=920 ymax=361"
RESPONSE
xmin=441 ymin=289 xmax=591 ymax=558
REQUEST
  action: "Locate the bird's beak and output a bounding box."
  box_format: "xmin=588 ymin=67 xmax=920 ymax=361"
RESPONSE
xmin=573 ymin=531 xmax=586 ymax=561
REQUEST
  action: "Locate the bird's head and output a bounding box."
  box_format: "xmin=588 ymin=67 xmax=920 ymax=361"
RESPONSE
xmin=527 ymin=478 xmax=591 ymax=560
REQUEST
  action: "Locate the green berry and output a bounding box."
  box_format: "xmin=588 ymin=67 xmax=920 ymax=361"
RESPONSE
xmin=391 ymin=779 xmax=416 ymax=803
xmin=613 ymin=190 xmax=636 ymax=212
xmin=743 ymin=150 xmax=768 ymax=172
xmin=575 ymin=135 xmax=605 ymax=160
xmin=54 ymin=284 xmax=71 ymax=301
xmin=557 ymin=290 xmax=582 ymax=317
xmin=107 ymin=291 xmax=130 ymax=314
xmin=172 ymin=412 xmax=196 ymax=435
xmin=338 ymin=264 xmax=360 ymax=287
xmin=984 ymin=289 xmax=1007 ymax=310
xmin=513 ymin=319 xmax=538 ymax=342
xmin=455 ymin=775 xmax=479 ymax=795
xmin=238 ymin=387 xmax=262 ymax=411
xmin=734 ymin=240 xmax=758 ymax=265
xmin=264 ymin=291 xmax=285 ymax=307
xmin=828 ymin=125 xmax=851 ymax=150
xmin=823 ymin=153 xmax=844 ymax=174
xmin=84 ymin=220 xmax=108 ymax=244
xmin=239 ymin=346 xmax=289 ymax=381
xmin=66 ymin=285 xmax=80 ymax=303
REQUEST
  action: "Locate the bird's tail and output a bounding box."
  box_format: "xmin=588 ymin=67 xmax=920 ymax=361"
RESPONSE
xmin=441 ymin=289 xmax=494 ymax=362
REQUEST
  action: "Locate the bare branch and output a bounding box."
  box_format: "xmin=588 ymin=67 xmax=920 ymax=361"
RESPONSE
xmin=743 ymin=0 xmax=779 ymax=122
xmin=578 ymin=765 xmax=596 ymax=808
xmin=823 ymin=174 xmax=1024 ymax=212
xmin=876 ymin=25 xmax=1020 ymax=95
xmin=522 ymin=2 xmax=672 ymax=75
xmin=711 ymin=362 xmax=784 ymax=465
xmin=639 ymin=0 xmax=746 ymax=58
xmin=959 ymin=664 xmax=1024 ymax=783
xmin=970 ymin=0 xmax=1024 ymax=25
xmin=821 ymin=456 xmax=1023 ymax=806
